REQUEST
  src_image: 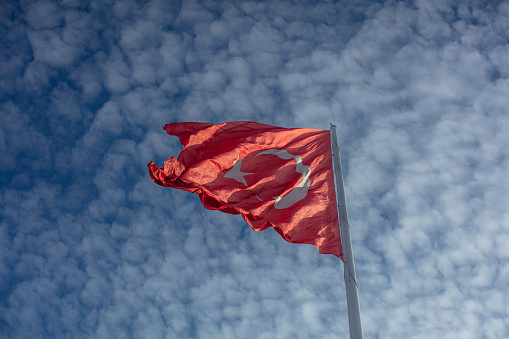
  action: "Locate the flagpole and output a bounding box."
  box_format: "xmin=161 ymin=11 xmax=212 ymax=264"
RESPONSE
xmin=330 ymin=124 xmax=364 ymax=339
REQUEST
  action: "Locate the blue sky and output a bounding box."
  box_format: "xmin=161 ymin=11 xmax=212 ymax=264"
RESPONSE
xmin=1 ymin=0 xmax=509 ymax=338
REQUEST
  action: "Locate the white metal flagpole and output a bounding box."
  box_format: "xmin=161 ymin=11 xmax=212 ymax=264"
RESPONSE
xmin=330 ymin=124 xmax=364 ymax=339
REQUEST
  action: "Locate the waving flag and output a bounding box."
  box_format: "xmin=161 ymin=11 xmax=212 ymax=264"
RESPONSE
xmin=149 ymin=121 xmax=342 ymax=258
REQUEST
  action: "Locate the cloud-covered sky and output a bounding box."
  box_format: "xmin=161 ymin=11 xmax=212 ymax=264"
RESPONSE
xmin=1 ymin=0 xmax=508 ymax=338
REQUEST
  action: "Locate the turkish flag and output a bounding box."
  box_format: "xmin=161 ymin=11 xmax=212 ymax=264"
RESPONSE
xmin=149 ymin=121 xmax=342 ymax=258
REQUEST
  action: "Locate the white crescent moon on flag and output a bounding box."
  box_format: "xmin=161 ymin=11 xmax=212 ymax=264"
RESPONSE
xmin=224 ymin=149 xmax=311 ymax=209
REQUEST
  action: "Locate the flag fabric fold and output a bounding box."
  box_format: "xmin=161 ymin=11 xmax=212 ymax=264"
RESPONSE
xmin=149 ymin=121 xmax=342 ymax=258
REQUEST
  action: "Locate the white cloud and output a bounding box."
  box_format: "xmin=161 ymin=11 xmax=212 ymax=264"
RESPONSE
xmin=25 ymin=0 xmax=64 ymax=29
xmin=27 ymin=29 xmax=79 ymax=68
xmin=2 ymin=0 xmax=509 ymax=338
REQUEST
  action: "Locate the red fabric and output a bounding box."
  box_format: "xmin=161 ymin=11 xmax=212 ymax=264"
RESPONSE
xmin=148 ymin=121 xmax=342 ymax=259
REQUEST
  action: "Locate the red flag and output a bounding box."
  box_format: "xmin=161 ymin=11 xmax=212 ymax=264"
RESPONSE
xmin=149 ymin=121 xmax=342 ymax=258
